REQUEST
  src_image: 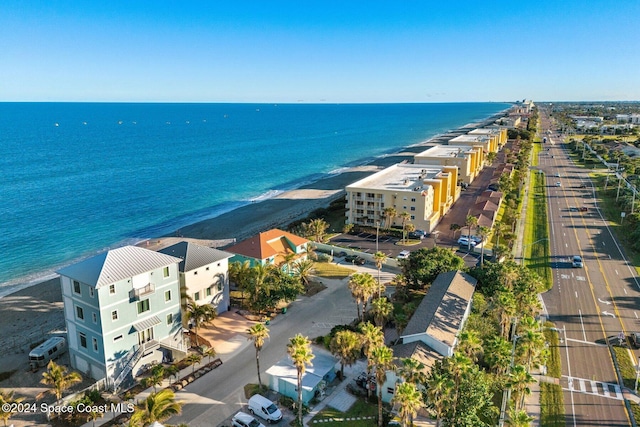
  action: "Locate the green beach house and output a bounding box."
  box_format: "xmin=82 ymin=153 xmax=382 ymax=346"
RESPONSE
xmin=58 ymin=245 xmax=186 ymax=391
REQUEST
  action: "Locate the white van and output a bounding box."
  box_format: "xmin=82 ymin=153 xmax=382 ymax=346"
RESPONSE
xmin=29 ymin=336 xmax=67 ymax=369
xmin=248 ymin=394 xmax=282 ymax=423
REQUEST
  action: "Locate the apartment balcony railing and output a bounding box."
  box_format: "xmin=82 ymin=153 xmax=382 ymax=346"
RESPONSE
xmin=130 ymin=283 xmax=155 ymax=300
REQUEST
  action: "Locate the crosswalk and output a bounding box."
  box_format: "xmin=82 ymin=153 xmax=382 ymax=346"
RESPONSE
xmin=562 ymin=375 xmax=623 ymax=400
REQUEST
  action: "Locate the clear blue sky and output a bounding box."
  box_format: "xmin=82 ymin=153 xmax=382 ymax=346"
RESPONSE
xmin=2 ymin=1 xmax=638 ymax=103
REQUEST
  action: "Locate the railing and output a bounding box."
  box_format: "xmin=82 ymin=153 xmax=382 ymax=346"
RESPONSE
xmin=112 ymin=344 xmax=143 ymax=392
xmin=130 ymin=283 xmax=155 ymax=299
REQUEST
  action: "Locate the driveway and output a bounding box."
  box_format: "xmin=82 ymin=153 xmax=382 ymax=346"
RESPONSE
xmin=167 ymin=272 xmax=368 ymax=426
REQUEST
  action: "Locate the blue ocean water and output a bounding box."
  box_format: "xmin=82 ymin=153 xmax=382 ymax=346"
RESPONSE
xmin=0 ymin=102 xmax=510 ymax=295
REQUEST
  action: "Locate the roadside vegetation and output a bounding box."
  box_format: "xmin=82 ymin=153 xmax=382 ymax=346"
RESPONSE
xmin=524 ymin=170 xmax=552 ymax=290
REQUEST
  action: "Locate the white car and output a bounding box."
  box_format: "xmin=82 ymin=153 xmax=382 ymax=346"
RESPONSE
xmin=397 ymin=250 xmax=411 ymax=260
xmin=555 ymin=182 xmax=561 ymax=187
xmin=572 ymin=255 xmax=583 ymax=268
xmin=232 ymin=412 xmax=265 ymax=427
xmin=457 ymin=237 xmax=477 ymax=247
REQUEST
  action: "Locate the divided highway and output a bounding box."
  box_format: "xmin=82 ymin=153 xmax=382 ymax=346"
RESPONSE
xmin=540 ymin=113 xmax=640 ymax=426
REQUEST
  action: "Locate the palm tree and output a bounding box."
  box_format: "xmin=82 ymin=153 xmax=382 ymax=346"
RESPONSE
xmin=506 ymin=408 xmax=534 ymax=427
xmin=348 ymin=273 xmax=377 ymax=322
xmin=383 ymin=206 xmax=397 ymax=229
xmin=464 ymin=215 xmax=478 ymax=251
xmin=129 ymin=389 xmax=182 ymax=427
xmin=229 ymin=260 xmax=252 ymax=308
xmin=329 ymin=330 xmax=362 ymax=378
xmin=372 ymin=251 xmax=387 ymax=297
xmin=392 ymin=382 xmax=423 ymax=427
xmin=0 ymin=389 xmax=24 ymax=427
xmin=202 ymin=347 xmax=217 ymax=364
xmin=370 ymin=345 xmax=394 ymax=427
xmin=185 ymin=353 xmax=202 ymax=374
xmin=185 ymin=299 xmax=217 ymax=347
xmin=248 ymin=323 xmax=270 ymax=388
xmin=370 ymin=297 xmax=393 ymax=328
xmin=305 ymin=218 xmax=329 ymax=243
xmin=143 ymin=364 xmax=165 ymax=392
xmin=40 ymin=360 xmax=82 ymax=401
xmin=399 ymin=211 xmax=411 ymax=243
xmin=449 ymin=223 xmax=462 ymax=240
xmin=390 ymin=274 xmax=408 ymax=302
xmin=359 ymin=322 xmax=385 ymax=398
xmin=457 ymin=330 xmax=483 ymax=362
xmin=508 ymin=365 xmax=536 ymax=410
xmin=397 ymin=357 xmax=426 ymax=386
xmin=280 ymin=252 xmax=297 ymax=273
xmin=425 ymin=368 xmax=453 ymax=427
xmin=477 ymin=225 xmax=491 ymax=266
xmin=165 ymin=365 xmax=180 ymax=384
xmin=86 ymin=406 xmax=104 ymax=427
xmin=287 ymin=334 xmax=314 ymax=425
xmin=293 ymin=259 xmax=315 ymax=288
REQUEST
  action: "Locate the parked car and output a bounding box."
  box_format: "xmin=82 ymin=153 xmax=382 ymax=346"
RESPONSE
xmin=572 ymin=255 xmax=583 ymax=268
xmin=232 ymin=412 xmax=265 ymax=427
xmin=555 ymin=181 xmax=562 ymax=187
xmin=408 ymin=231 xmax=424 ymax=239
xmin=29 ymin=336 xmax=67 ymax=370
xmin=457 ymin=237 xmax=477 ymax=247
xmin=345 ymin=255 xmax=366 ymax=265
xmin=248 ymin=394 xmax=282 ymax=424
xmin=397 ymin=250 xmax=411 ymax=260
xmin=460 ymin=234 xmax=483 ymax=244
xmin=631 ymin=332 xmax=640 ymax=348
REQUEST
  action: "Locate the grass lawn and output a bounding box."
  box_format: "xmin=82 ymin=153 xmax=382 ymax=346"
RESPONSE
xmin=524 ymin=170 xmax=552 ymax=291
xmin=541 ymin=322 xmax=564 ymax=427
xmin=311 ymin=398 xmax=378 ymax=427
xmin=312 ymin=262 xmax=355 ymax=279
xmin=612 ymin=345 xmax=637 ymax=390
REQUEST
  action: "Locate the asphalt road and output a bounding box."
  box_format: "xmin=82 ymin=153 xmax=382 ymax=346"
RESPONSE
xmin=539 ymin=111 xmax=638 ymax=426
xmin=166 ymin=263 xmax=394 ymax=427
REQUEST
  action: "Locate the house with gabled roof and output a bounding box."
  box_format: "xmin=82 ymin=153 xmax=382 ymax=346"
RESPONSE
xmin=382 ymin=270 xmax=476 ymax=403
xmin=226 ymin=228 xmax=310 ymax=270
xmin=158 ymin=241 xmax=233 ymax=316
xmin=58 ymin=246 xmax=185 ymax=390
xmin=400 ymin=270 xmax=476 ymax=357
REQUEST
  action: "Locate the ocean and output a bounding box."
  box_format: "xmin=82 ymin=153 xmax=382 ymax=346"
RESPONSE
xmin=0 ymin=102 xmax=511 ymax=296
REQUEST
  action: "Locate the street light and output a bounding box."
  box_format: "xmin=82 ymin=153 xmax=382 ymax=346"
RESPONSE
xmin=375 ymin=221 xmax=380 ymax=253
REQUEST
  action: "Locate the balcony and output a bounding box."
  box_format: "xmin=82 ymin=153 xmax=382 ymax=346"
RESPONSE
xmin=130 ymin=283 xmax=155 ymax=300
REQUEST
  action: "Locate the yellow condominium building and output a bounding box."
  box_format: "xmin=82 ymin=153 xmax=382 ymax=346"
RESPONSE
xmin=468 ymin=128 xmax=507 ymax=149
xmin=449 ymin=134 xmax=497 ymax=153
xmin=414 ymin=145 xmax=484 ymax=184
xmin=345 ymin=163 xmax=459 ymax=233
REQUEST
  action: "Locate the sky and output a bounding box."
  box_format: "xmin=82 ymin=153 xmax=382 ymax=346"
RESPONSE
xmin=1 ymin=1 xmax=639 ymax=103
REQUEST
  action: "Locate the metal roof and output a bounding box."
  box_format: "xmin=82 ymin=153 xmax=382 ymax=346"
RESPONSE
xmin=158 ymin=241 xmax=233 ymax=272
xmin=133 ymin=315 xmax=161 ymax=332
xmin=57 ymin=246 xmax=181 ymax=289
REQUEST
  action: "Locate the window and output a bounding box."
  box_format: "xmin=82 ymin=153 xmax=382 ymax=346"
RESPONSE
xmin=92 ymin=337 xmax=98 ymax=352
xmin=79 ymin=333 xmax=87 ymax=348
xmin=387 ymin=387 xmax=395 ymax=394
xmin=165 ymin=290 xmax=171 ymax=302
xmin=89 ymin=287 xmax=95 ymax=298
xmin=194 ymin=270 xmax=198 ymax=275
xmin=109 ymin=284 xmax=116 ymax=295
xmin=163 ymin=266 xmax=169 ymax=278
xmin=76 ymin=306 xmax=84 ymax=320
xmin=194 ymin=292 xmax=200 ymax=301
xmin=410 ymin=206 xmax=416 ymax=211
xmin=166 ymin=313 xmax=173 ymax=325
xmin=137 ymin=299 xmax=150 ymax=314
xmin=410 ymin=215 xmax=415 ymax=220
xmin=411 ymin=198 xmax=416 ymax=202
xmin=218 ymin=282 xmax=223 ymax=291
xmin=111 ymin=310 xmax=118 ymax=321
xmin=206 ymin=287 xmax=212 ymax=297
xmin=73 ymin=281 xmax=81 ymax=295
xmin=206 ymin=266 xmax=210 ymax=271
xmin=92 ymin=312 xmax=97 ymax=324
xmin=113 ymin=335 xmax=123 ymax=342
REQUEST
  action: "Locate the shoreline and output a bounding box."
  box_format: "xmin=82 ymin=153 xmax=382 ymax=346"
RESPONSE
xmin=0 ymin=109 xmax=508 ymax=300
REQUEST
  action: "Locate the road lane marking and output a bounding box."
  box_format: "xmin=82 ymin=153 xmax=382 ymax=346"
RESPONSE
xmin=579 ymin=309 xmax=587 ymax=341
xmin=624 ymin=288 xmax=627 ymax=295
xmin=634 ymin=312 xmax=638 ymax=319
xmin=615 ymin=270 xmax=619 ymax=275
xmin=598 ymin=298 xmax=611 ymax=305
xmin=565 ymin=338 xmax=607 ymax=347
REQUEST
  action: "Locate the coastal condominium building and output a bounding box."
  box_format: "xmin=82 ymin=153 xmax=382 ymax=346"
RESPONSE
xmin=158 ymin=241 xmax=233 ymax=317
xmin=226 ymin=228 xmax=310 ymax=271
xmin=345 ymin=163 xmax=459 ymax=232
xmin=58 ymin=246 xmax=186 ymax=390
xmin=413 ymin=144 xmax=484 ymax=184
xmin=448 ymin=134 xmax=497 ymax=153
xmin=468 ymin=127 xmax=508 ymax=149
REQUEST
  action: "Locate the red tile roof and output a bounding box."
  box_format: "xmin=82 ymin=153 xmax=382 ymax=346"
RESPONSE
xmin=226 ymin=229 xmax=309 ymax=261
